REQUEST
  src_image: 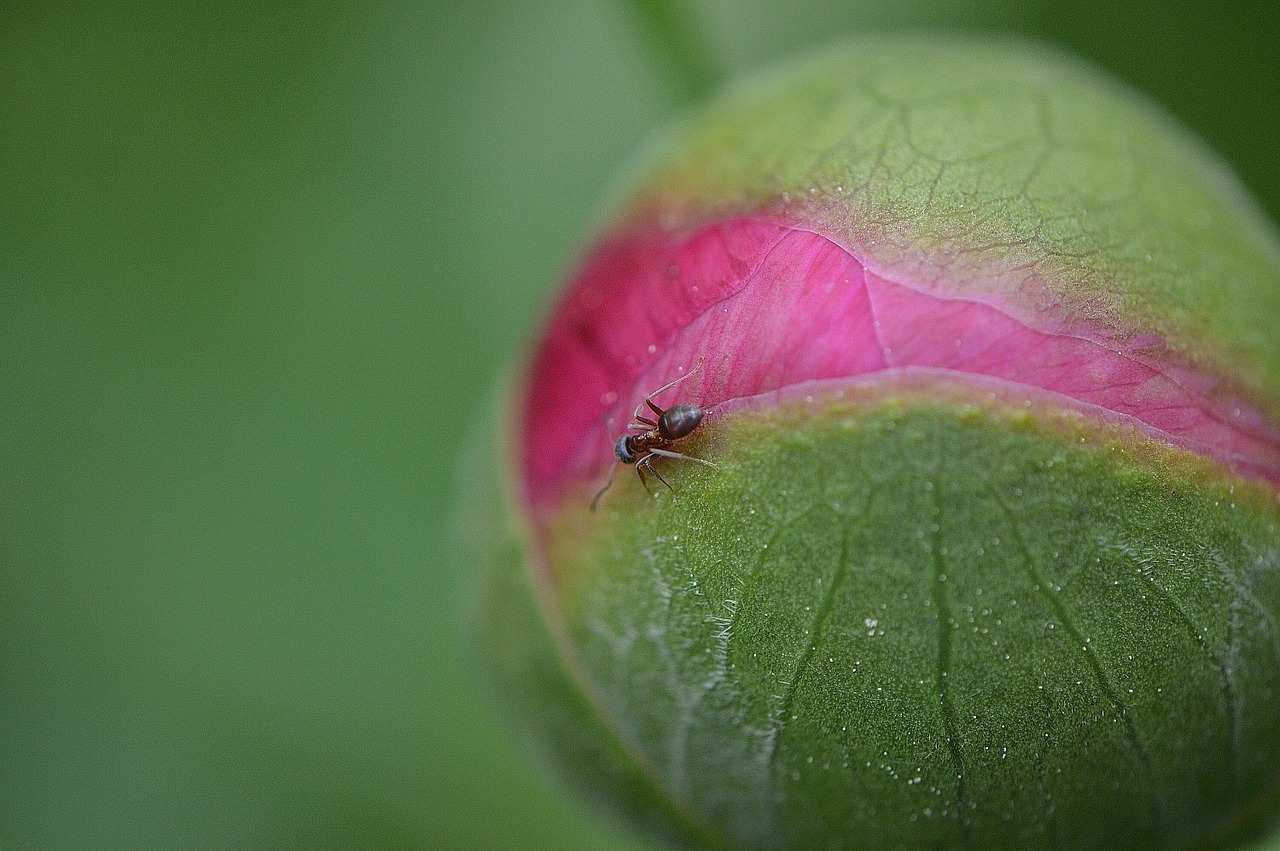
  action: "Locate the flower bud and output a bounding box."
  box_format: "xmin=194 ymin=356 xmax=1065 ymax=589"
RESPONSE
xmin=473 ymin=38 xmax=1280 ymax=850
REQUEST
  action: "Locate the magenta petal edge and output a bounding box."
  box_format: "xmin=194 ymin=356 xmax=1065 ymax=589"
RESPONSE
xmin=521 ymin=216 xmax=1280 ymax=513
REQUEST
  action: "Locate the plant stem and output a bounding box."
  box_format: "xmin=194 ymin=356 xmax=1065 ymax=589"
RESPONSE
xmin=622 ymin=0 xmax=720 ymax=105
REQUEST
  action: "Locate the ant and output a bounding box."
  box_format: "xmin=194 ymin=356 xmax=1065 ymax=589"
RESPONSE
xmin=591 ymin=357 xmax=718 ymax=510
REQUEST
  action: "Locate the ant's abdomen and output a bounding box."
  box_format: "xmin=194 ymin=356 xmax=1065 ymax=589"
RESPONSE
xmin=658 ymin=404 xmax=704 ymax=440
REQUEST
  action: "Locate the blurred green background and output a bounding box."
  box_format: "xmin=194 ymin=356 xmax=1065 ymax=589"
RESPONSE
xmin=3 ymin=2 xmax=1279 ymax=849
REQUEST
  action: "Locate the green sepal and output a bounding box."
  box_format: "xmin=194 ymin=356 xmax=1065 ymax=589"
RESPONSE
xmin=485 ymin=383 xmax=1280 ymax=851
xmin=465 ymin=405 xmax=722 ymax=850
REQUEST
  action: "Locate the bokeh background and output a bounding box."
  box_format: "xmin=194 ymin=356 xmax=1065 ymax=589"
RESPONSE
xmin=4 ymin=1 xmax=1280 ymax=848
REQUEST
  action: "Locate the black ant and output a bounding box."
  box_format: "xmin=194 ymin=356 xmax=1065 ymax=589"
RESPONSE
xmin=591 ymin=357 xmax=718 ymax=510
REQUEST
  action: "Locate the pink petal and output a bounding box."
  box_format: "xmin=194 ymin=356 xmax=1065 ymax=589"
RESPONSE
xmin=522 ymin=217 xmax=1280 ymax=512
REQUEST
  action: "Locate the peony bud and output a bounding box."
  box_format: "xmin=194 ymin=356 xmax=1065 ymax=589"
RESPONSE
xmin=473 ymin=38 xmax=1280 ymax=850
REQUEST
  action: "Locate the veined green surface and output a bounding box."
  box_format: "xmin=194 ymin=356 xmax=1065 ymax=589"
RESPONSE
xmin=624 ymin=39 xmax=1280 ymax=404
xmin=489 ymin=386 xmax=1280 ymax=850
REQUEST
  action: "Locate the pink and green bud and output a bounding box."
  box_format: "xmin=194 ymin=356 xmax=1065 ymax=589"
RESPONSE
xmin=472 ymin=38 xmax=1280 ymax=850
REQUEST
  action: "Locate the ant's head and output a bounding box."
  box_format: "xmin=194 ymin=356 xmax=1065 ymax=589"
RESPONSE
xmin=614 ymin=434 xmax=637 ymax=464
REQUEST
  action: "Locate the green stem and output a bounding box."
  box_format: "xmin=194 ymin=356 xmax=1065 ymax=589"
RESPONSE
xmin=622 ymin=0 xmax=720 ymax=105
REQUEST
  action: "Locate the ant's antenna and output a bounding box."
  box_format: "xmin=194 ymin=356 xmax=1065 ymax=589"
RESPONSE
xmin=590 ymin=463 xmax=616 ymax=512
xmin=590 ymin=414 xmax=617 ymax=512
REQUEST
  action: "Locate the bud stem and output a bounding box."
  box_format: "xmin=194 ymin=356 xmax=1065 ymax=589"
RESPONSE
xmin=622 ymin=0 xmax=721 ymax=105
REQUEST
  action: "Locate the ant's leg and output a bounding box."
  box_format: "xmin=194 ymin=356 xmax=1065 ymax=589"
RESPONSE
xmin=635 ymin=461 xmax=655 ymax=498
xmin=643 ymin=457 xmax=676 ymax=498
xmin=590 ymin=463 xmax=617 ymax=512
xmin=642 ymin=357 xmax=705 ymax=418
xmin=646 ymin=447 xmax=719 ymax=469
xmin=632 ymin=400 xmax=658 ymax=423
xmin=628 ymin=417 xmax=656 ymax=431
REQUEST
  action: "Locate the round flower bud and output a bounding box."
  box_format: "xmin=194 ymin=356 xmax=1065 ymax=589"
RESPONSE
xmin=471 ymin=37 xmax=1280 ymax=850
